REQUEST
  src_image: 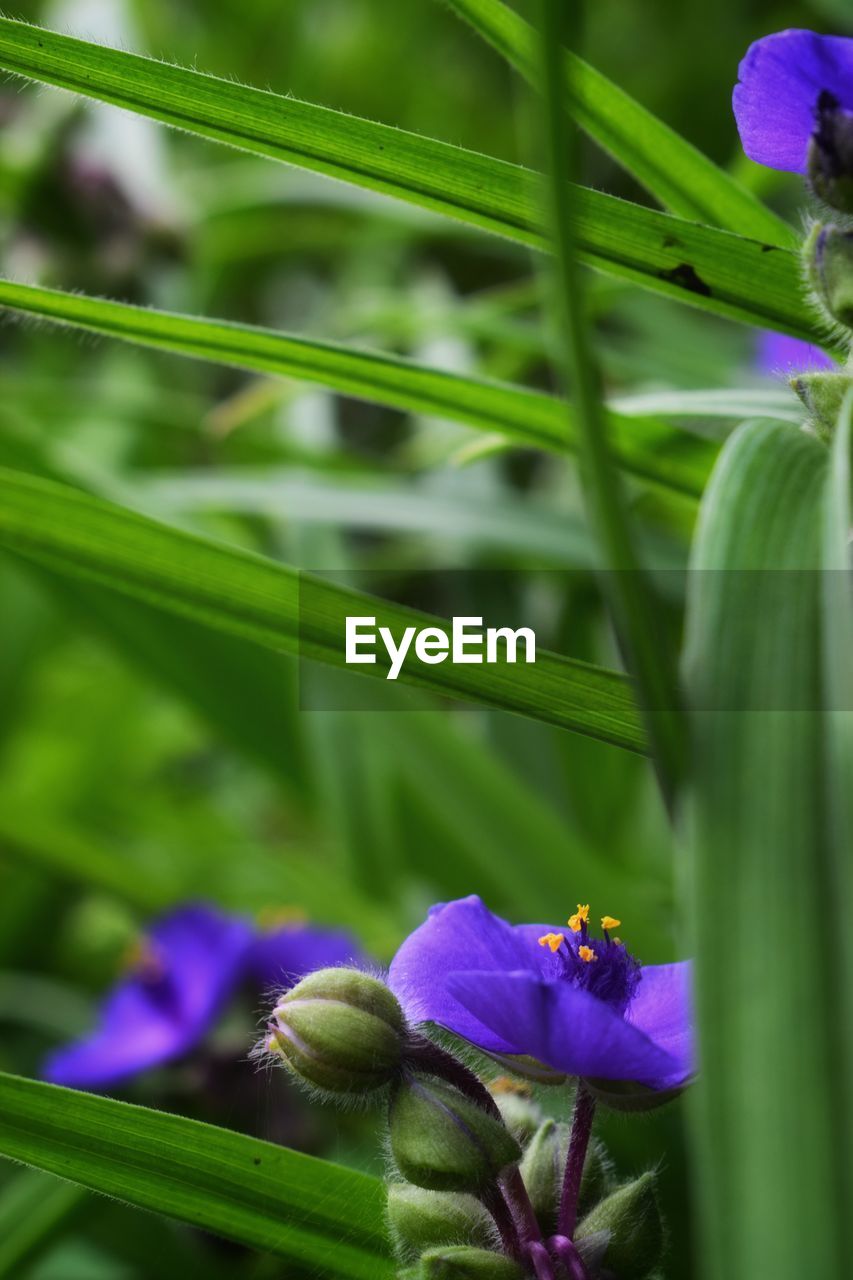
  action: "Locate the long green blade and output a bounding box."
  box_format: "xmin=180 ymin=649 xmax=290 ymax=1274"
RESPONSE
xmin=0 ymin=469 xmax=645 ymax=752
xmin=683 ymin=418 xmax=851 ymax=1279
xmin=0 ymin=279 xmax=712 ymax=498
xmin=445 ymin=0 xmax=791 ymax=243
xmin=0 ymin=1073 xmax=392 ymax=1278
xmin=0 ymin=19 xmax=822 ymax=340
xmin=537 ymin=0 xmax=686 ymax=806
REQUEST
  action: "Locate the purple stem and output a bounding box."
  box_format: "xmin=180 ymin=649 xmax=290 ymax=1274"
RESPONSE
xmin=404 ymin=1036 xmax=503 ymax=1119
xmin=557 ymin=1084 xmax=596 ymax=1238
xmin=482 ymin=1182 xmax=523 ymax=1260
xmin=503 ymin=1164 xmax=543 ymax=1244
xmin=549 ymin=1235 xmax=590 ymax=1280
xmin=525 ymin=1240 xmax=557 ymax=1280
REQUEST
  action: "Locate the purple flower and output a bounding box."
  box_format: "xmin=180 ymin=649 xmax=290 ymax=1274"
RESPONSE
xmin=733 ymin=29 xmax=853 ymax=174
xmin=388 ymin=896 xmax=692 ymax=1091
xmin=756 ymin=331 xmax=834 ymax=376
xmin=43 ymin=904 xmax=367 ymax=1091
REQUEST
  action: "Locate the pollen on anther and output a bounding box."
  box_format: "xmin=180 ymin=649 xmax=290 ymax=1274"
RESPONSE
xmin=568 ymin=904 xmax=590 ymax=933
xmin=538 ymin=932 xmax=565 ymax=953
xmin=601 ymin=915 xmax=621 ymax=931
xmin=578 ymin=945 xmax=597 ymax=963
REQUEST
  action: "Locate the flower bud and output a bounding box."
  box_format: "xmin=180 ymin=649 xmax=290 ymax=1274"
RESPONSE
xmin=790 ymin=371 xmax=852 ymax=444
xmin=267 ymin=968 xmax=405 ymax=1095
xmin=387 ymin=1184 xmax=494 ymax=1260
xmin=807 ymin=92 xmax=853 ymax=216
xmin=805 ymin=222 xmax=853 ymax=331
xmin=519 ymin=1121 xmax=614 ymax=1237
xmin=389 ymin=1075 xmax=521 ymax=1194
xmin=575 ymin=1172 xmax=664 ymax=1280
xmin=418 ymin=1246 xmax=524 ymax=1279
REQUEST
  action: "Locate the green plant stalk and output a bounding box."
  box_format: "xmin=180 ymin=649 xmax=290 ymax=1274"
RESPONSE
xmin=536 ymin=0 xmax=686 ymax=806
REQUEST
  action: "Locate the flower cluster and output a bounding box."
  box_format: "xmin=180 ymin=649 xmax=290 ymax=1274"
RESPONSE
xmin=260 ymin=895 xmax=692 ymax=1280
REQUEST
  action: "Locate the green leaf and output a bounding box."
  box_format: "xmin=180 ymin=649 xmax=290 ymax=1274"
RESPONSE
xmin=0 ymin=1073 xmax=393 ymax=1278
xmin=683 ymin=417 xmax=853 ymax=1278
xmin=445 ymin=0 xmax=792 ymax=243
xmin=0 ymin=20 xmax=822 ymax=341
xmin=537 ymin=0 xmax=686 ymax=804
xmin=0 ymin=468 xmax=645 ymax=752
xmin=0 ymin=278 xmax=712 ymax=500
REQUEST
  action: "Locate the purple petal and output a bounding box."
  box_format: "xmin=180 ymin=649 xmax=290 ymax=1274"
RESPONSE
xmin=625 ymin=961 xmax=694 ymax=1088
xmin=756 ymin=331 xmax=834 ymax=376
xmin=446 ymin=970 xmax=679 ymax=1088
xmin=42 ymin=905 xmax=252 ymax=1091
xmin=246 ymin=924 xmax=368 ymax=992
xmin=388 ymin=896 xmax=553 ymax=1052
xmin=733 ymin=30 xmax=853 ymax=173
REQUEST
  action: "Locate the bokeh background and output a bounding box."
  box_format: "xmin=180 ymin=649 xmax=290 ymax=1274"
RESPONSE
xmin=0 ymin=0 xmax=848 ymax=1276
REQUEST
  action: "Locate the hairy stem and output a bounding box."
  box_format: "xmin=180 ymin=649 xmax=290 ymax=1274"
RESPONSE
xmin=403 ymin=1036 xmax=503 ymax=1119
xmin=557 ymin=1085 xmax=596 ymax=1238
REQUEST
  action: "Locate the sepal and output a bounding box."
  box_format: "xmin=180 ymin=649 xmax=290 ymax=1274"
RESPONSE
xmin=575 ymin=1171 xmax=664 ymax=1280
xmin=389 ymin=1075 xmax=521 ymax=1194
xmin=417 ymin=1246 xmax=524 ymax=1278
xmin=387 ymin=1183 xmax=494 ymax=1260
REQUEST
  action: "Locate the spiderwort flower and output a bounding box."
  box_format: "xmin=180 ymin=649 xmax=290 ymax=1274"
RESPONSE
xmin=388 ymin=896 xmax=692 ymax=1091
xmin=733 ymin=30 xmax=853 ymax=175
xmin=43 ymin=903 xmax=366 ymax=1091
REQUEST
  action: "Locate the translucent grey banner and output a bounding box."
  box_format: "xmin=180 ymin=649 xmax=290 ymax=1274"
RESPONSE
xmin=295 ymin=569 xmax=853 ymax=714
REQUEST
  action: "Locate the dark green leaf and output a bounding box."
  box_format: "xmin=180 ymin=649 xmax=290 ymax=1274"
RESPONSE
xmin=0 ymin=1073 xmax=393 ymax=1278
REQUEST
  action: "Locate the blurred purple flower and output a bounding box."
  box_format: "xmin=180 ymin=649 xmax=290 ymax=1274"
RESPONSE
xmin=388 ymin=896 xmax=692 ymax=1091
xmin=756 ymin=331 xmax=834 ymax=376
xmin=733 ymin=29 xmax=853 ymax=173
xmin=43 ymin=904 xmax=366 ymax=1091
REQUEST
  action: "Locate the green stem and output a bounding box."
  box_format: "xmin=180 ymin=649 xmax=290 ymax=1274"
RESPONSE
xmin=534 ymin=0 xmax=687 ymax=812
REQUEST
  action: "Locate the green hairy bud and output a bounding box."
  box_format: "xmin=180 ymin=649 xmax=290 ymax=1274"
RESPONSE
xmin=790 ymin=371 xmax=853 ymax=444
xmin=387 ymin=1184 xmax=494 ymax=1259
xmin=266 ymin=968 xmax=406 ymax=1095
xmin=389 ymin=1075 xmax=521 ymax=1194
xmin=519 ymin=1121 xmax=613 ymax=1237
xmin=575 ymin=1172 xmax=664 ymax=1280
xmin=418 ymin=1246 xmax=524 ymax=1279
xmin=805 ymin=222 xmax=853 ymax=331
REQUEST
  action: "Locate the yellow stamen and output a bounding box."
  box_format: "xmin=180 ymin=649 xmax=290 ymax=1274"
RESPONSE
xmin=538 ymin=932 xmax=565 ymax=953
xmin=578 ymin=945 xmax=597 ymax=963
xmin=601 ymin=915 xmax=621 ymax=931
xmin=568 ymin=904 xmax=590 ymax=933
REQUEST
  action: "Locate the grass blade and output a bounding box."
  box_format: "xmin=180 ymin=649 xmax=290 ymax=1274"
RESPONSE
xmin=0 ymin=468 xmax=645 ymax=752
xmin=445 ymin=0 xmax=792 ymax=243
xmin=0 ymin=279 xmax=713 ymax=499
xmin=683 ymin=418 xmax=850 ymax=1279
xmin=0 ymin=1073 xmax=393 ymax=1278
xmin=537 ymin=0 xmax=685 ymax=803
xmin=0 ymin=19 xmax=823 ymax=340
